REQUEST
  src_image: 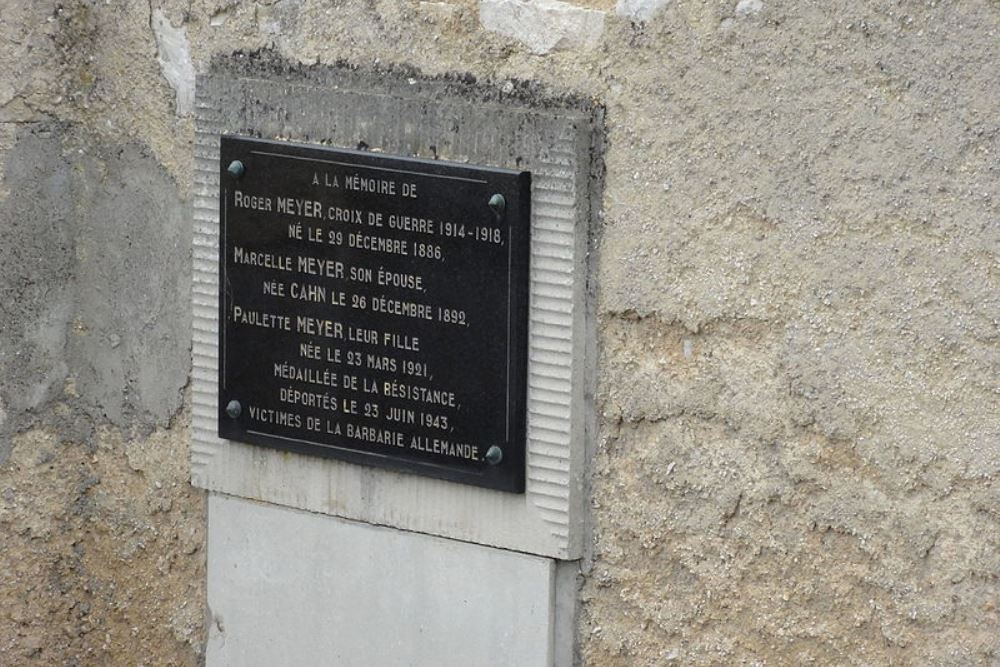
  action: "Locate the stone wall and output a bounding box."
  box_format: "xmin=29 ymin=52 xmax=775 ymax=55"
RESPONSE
xmin=1 ymin=0 xmax=997 ymax=665
xmin=1 ymin=4 xmax=204 ymax=664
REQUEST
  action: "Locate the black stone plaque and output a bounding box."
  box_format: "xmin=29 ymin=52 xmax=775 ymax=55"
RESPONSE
xmin=217 ymin=136 xmax=530 ymax=492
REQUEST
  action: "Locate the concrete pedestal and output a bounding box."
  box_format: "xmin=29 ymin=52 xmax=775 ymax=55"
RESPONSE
xmin=207 ymin=494 xmax=558 ymax=667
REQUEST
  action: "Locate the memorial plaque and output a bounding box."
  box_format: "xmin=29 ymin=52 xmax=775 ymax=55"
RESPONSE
xmin=217 ymin=136 xmax=530 ymax=492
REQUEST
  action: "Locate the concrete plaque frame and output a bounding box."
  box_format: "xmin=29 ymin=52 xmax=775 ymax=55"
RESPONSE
xmin=191 ymin=54 xmax=600 ymax=559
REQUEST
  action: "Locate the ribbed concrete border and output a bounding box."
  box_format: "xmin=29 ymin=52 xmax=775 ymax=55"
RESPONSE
xmin=191 ymin=57 xmax=599 ymax=560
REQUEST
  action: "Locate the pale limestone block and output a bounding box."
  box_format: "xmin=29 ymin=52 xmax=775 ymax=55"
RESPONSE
xmin=735 ymin=0 xmax=763 ymax=16
xmin=616 ymin=0 xmax=671 ymax=22
xmin=480 ymin=0 xmax=605 ymax=55
xmin=151 ymin=10 xmax=195 ymax=116
xmin=418 ymin=1 xmax=460 ymax=21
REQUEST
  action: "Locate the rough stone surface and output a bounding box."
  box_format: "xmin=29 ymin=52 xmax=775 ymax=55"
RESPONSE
xmin=1 ymin=0 xmax=998 ymax=665
xmin=0 ymin=426 xmax=205 ymax=665
xmin=0 ymin=2 xmax=74 ymax=122
xmin=584 ymin=1 xmax=1000 ymax=663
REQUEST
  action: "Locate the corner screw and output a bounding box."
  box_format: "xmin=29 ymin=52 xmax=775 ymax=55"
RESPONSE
xmin=227 ymin=160 xmax=245 ymax=179
xmin=488 ymin=193 xmax=505 ymax=219
xmin=484 ymin=445 xmax=503 ymax=466
xmin=225 ymin=400 xmax=242 ymax=419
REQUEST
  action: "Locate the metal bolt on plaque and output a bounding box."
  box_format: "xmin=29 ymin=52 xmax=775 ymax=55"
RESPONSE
xmin=488 ymin=193 xmax=506 ymax=219
xmin=225 ymin=400 xmax=242 ymax=419
xmin=216 ymin=136 xmax=530 ymax=492
xmin=484 ymin=445 xmax=504 ymax=466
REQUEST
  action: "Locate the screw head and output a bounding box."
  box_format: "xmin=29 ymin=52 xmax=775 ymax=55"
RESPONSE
xmin=488 ymin=193 xmax=505 ymax=218
xmin=484 ymin=445 xmax=503 ymax=466
xmin=225 ymin=400 xmax=242 ymax=419
xmin=227 ymin=160 xmax=245 ymax=179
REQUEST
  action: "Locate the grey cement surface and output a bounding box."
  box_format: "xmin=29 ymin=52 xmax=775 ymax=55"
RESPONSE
xmin=0 ymin=122 xmax=190 ymax=459
xmin=0 ymin=124 xmax=75 ymax=448
xmin=207 ymin=493 xmax=556 ymax=667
